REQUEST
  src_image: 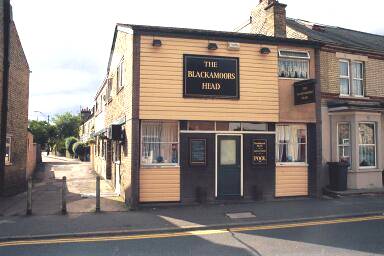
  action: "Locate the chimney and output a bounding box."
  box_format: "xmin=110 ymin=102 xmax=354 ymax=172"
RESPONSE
xmin=251 ymin=0 xmax=287 ymax=38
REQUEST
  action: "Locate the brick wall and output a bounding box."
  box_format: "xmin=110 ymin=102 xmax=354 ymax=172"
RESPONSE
xmin=319 ymin=51 xmax=339 ymax=94
xmin=366 ymin=58 xmax=384 ymax=97
xmin=0 ymin=5 xmax=30 ymax=195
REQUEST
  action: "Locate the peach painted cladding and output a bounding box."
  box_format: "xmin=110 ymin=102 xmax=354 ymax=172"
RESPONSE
xmin=139 ymin=35 xmax=279 ymax=122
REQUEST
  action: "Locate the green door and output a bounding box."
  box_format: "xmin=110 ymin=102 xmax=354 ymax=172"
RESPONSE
xmin=217 ymin=135 xmax=241 ymax=198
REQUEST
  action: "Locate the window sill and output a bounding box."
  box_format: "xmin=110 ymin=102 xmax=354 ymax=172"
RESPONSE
xmin=141 ymin=164 xmax=180 ymax=169
xmin=350 ymin=168 xmax=381 ymax=173
xmin=276 ymin=162 xmax=308 ymax=167
xmin=5 ymin=162 xmax=12 ymax=166
xmin=278 ymin=77 xmax=309 ymax=81
xmin=339 ymin=95 xmax=369 ymax=100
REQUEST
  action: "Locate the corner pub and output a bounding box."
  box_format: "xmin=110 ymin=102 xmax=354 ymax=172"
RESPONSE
xmin=91 ymin=23 xmax=322 ymax=208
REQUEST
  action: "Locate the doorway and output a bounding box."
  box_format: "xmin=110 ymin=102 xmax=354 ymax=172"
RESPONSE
xmin=216 ymin=135 xmax=242 ymax=198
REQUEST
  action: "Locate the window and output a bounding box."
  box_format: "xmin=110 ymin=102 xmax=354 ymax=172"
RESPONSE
xmin=337 ymin=123 xmax=351 ymax=165
xmin=188 ymin=121 xmax=215 ymax=131
xmin=278 ymin=50 xmax=310 ymax=79
xmin=187 ymin=121 xmax=268 ymax=131
xmin=106 ymin=78 xmax=112 ymax=101
xmin=141 ymin=121 xmax=179 ymax=165
xmin=242 ymin=122 xmax=268 ymax=131
xmin=339 ymin=60 xmax=364 ymax=97
xmin=276 ymin=125 xmax=307 ymax=163
xmin=358 ymin=123 xmax=376 ymax=167
xmin=216 ymin=122 xmax=241 ymax=131
xmin=5 ymin=136 xmax=11 ymax=163
xmin=339 ymin=60 xmax=350 ymax=95
xmin=117 ymin=60 xmax=124 ymax=90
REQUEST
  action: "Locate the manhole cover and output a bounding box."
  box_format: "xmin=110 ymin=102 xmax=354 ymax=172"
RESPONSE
xmin=226 ymin=212 xmax=256 ymax=219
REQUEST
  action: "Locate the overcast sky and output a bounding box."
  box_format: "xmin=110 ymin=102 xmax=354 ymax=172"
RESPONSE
xmin=11 ymin=0 xmax=384 ymax=121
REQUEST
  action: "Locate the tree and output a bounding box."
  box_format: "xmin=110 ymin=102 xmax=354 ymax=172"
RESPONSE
xmin=52 ymin=112 xmax=81 ymax=140
xmin=28 ymin=120 xmax=57 ymax=147
xmin=65 ymin=137 xmax=78 ymax=155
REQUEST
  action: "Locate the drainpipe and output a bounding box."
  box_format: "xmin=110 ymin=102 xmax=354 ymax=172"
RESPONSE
xmin=315 ymin=47 xmax=323 ymax=198
xmin=0 ymin=0 xmax=11 ymax=195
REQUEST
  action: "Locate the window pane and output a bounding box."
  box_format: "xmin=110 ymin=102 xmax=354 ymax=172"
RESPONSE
xmin=279 ymin=50 xmax=310 ymax=59
xmin=338 ymin=123 xmax=350 ymax=145
xmin=242 ymin=122 xmax=268 ymax=131
xmin=276 ymin=125 xmax=307 ymax=162
xmin=359 ymin=145 xmax=375 ymax=167
xmin=352 ymin=62 xmax=363 ymax=79
xmin=358 ymin=123 xmax=375 ymax=144
xmin=278 ymin=59 xmax=308 ymax=79
xmin=340 ymin=61 xmax=349 ymax=76
xmin=216 ymin=122 xmax=241 ymax=131
xmin=338 ymin=146 xmax=351 ymax=165
xmin=352 ymin=79 xmax=363 ymax=96
xmin=188 ymin=121 xmax=215 ymax=131
xmin=141 ymin=121 xmax=179 ymax=165
xmin=220 ymin=139 xmax=236 ymax=165
xmin=340 ymin=78 xmax=350 ymax=95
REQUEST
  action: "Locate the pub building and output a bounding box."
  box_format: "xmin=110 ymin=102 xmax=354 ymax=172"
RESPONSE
xmin=91 ymin=23 xmax=322 ymax=208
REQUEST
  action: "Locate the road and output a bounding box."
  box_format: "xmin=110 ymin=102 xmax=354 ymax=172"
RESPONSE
xmin=0 ymin=215 xmax=383 ymax=256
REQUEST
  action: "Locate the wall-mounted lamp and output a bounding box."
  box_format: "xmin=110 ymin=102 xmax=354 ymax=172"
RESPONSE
xmin=208 ymin=42 xmax=218 ymax=50
xmin=260 ymin=47 xmax=271 ymax=54
xmin=152 ymin=39 xmax=162 ymax=47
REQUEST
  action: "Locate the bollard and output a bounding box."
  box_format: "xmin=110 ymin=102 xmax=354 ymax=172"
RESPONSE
xmin=26 ymin=177 xmax=32 ymax=215
xmin=96 ymin=176 xmax=100 ymax=212
xmin=61 ymin=176 xmax=67 ymax=214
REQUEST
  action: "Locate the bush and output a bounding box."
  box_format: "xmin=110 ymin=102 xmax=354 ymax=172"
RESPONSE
xmin=65 ymin=137 xmax=78 ymax=155
xmin=55 ymin=140 xmax=66 ymax=156
xmin=72 ymin=142 xmax=86 ymax=156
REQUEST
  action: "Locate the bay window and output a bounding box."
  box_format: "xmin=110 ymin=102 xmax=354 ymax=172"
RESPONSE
xmin=337 ymin=123 xmax=351 ymax=165
xmin=278 ymin=50 xmax=310 ymax=79
xmin=141 ymin=121 xmax=179 ymax=165
xmin=276 ymin=125 xmax=307 ymax=163
xmin=339 ymin=60 xmax=364 ymax=97
xmin=358 ymin=123 xmax=376 ymax=167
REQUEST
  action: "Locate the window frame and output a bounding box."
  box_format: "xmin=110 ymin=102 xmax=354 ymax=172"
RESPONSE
xmin=336 ymin=122 xmax=351 ymax=167
xmin=116 ymin=58 xmax=124 ymax=91
xmin=275 ymin=124 xmax=307 ymax=164
xmin=141 ymin=120 xmax=180 ymax=167
xmin=278 ymin=49 xmax=310 ymax=80
xmin=339 ymin=59 xmax=351 ymax=96
xmin=351 ymin=61 xmax=364 ymax=97
xmin=5 ymin=136 xmax=11 ymax=164
xmin=358 ymin=122 xmax=376 ymax=169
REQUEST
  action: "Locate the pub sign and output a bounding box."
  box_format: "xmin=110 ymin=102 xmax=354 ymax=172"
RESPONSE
xmin=183 ymin=54 xmax=239 ymax=99
xmin=293 ymin=79 xmax=316 ymax=105
xmin=252 ymin=139 xmax=267 ymax=165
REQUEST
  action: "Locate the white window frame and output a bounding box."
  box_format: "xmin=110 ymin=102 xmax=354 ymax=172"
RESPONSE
xmin=141 ymin=121 xmax=180 ymax=167
xmin=358 ymin=122 xmax=376 ymax=169
xmin=351 ymin=61 xmax=364 ymax=97
xmin=336 ymin=122 xmax=351 ymax=167
xmin=339 ymin=59 xmax=350 ymax=96
xmin=278 ymin=49 xmax=310 ymax=80
xmin=275 ymin=124 xmax=307 ymax=165
xmin=5 ymin=136 xmax=11 ymax=163
xmin=117 ymin=58 xmax=124 ymax=91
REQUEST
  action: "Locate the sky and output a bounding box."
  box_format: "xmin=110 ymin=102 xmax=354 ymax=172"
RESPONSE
xmin=10 ymin=0 xmax=384 ymax=121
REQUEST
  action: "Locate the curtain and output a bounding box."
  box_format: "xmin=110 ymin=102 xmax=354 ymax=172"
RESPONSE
xmin=278 ymin=59 xmax=308 ymax=78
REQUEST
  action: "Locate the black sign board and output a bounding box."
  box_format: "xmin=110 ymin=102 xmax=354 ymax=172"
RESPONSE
xmin=183 ymin=55 xmax=239 ymax=99
xmin=190 ymin=139 xmax=206 ymax=165
xmin=252 ymin=139 xmax=267 ymax=165
xmin=293 ymin=79 xmax=316 ymax=105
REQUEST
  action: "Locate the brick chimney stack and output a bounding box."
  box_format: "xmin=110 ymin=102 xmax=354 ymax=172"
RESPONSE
xmin=251 ymin=0 xmax=287 ymax=38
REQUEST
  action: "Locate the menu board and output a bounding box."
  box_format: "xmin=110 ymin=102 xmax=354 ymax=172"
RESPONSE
xmin=252 ymin=139 xmax=267 ymax=165
xmin=190 ymin=139 xmax=206 ymax=165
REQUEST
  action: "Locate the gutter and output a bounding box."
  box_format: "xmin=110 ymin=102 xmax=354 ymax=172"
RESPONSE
xmin=0 ymin=0 xmax=11 ymax=195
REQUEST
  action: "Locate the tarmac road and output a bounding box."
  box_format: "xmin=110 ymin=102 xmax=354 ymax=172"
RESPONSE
xmin=1 ymin=215 xmax=383 ymax=256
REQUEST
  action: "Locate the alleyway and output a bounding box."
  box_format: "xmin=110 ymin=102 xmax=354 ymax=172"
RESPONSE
xmin=0 ymin=154 xmax=126 ymax=216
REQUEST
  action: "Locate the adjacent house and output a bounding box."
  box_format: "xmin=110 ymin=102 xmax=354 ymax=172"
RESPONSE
xmin=0 ymin=3 xmax=31 ymax=195
xmin=243 ymin=0 xmax=384 ymax=189
xmin=89 ymin=23 xmax=321 ymax=208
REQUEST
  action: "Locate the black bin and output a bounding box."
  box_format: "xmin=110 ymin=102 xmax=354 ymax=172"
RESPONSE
xmin=328 ymin=162 xmax=348 ymax=191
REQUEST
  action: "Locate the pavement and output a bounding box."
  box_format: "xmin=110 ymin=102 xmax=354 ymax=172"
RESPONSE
xmin=0 ymin=155 xmax=384 ymax=243
xmin=0 ymin=154 xmax=126 ymax=217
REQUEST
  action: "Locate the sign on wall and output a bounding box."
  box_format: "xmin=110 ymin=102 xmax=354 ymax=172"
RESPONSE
xmin=183 ymin=55 xmax=239 ymax=99
xmin=293 ymin=79 xmax=316 ymax=105
xmin=252 ymin=139 xmax=267 ymax=165
xmin=190 ymin=139 xmax=207 ymax=165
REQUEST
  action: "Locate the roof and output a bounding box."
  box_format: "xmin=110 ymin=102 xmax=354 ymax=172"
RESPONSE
xmin=287 ymin=18 xmax=384 ymax=55
xmin=118 ymin=23 xmax=322 ymax=47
